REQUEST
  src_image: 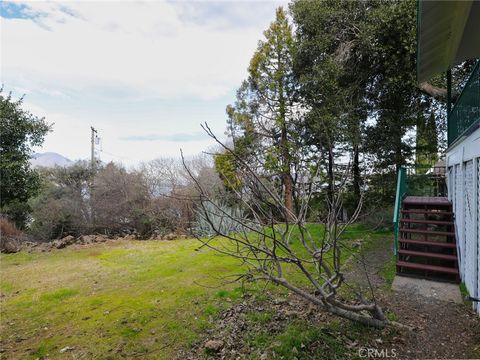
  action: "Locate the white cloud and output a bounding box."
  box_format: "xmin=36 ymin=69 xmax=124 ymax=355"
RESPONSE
xmin=2 ymin=0 xmax=286 ymax=100
xmin=2 ymin=0 xmax=287 ymax=165
xmin=22 ymin=99 xmax=218 ymax=166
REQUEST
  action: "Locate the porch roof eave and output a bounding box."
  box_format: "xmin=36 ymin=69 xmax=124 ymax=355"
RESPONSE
xmin=417 ymin=0 xmax=480 ymax=83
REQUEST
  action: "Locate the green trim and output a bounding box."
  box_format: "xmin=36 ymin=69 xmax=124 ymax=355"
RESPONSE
xmin=447 ymin=59 xmax=480 ymax=146
xmin=453 ymin=59 xmax=479 ymax=107
xmin=447 ymin=69 xmax=452 ymax=144
xmin=393 ymin=167 xmax=407 ymax=257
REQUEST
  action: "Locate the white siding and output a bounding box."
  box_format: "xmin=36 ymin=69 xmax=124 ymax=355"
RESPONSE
xmin=477 ymin=158 xmax=480 ymax=312
xmin=455 ymin=164 xmax=465 ymax=276
xmin=448 ymin=166 xmax=454 ymax=202
xmin=447 ymin=126 xmax=480 ymax=314
xmin=464 ymin=160 xmax=475 ymax=296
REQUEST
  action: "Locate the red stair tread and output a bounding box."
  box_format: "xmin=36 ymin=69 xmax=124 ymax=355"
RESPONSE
xmin=399 ymin=239 xmax=456 ymax=248
xmin=396 ymin=261 xmax=458 ymax=274
xmin=399 ymin=228 xmax=455 ymax=236
xmin=403 ymin=196 xmax=451 ymax=206
xmin=398 ymin=249 xmax=457 ymax=261
xmin=400 ymin=219 xmax=454 ymax=225
xmin=401 ymin=209 xmax=454 ymax=215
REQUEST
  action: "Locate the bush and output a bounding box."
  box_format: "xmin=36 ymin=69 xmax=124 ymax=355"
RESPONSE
xmin=359 ymin=205 xmax=394 ymax=231
xmin=0 ymin=217 xmax=21 ymax=237
xmin=0 ymin=217 xmax=24 ymax=253
xmin=29 ymin=164 xmax=91 ymax=240
xmin=0 ymin=89 xmax=50 ymax=228
xmin=193 ymin=201 xmax=248 ymax=237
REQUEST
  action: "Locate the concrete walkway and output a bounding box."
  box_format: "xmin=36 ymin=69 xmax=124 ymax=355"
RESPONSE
xmin=392 ymin=276 xmax=463 ymax=304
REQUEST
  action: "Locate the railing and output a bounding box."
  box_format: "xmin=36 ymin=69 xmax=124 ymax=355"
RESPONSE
xmin=392 ymin=165 xmax=447 ymax=256
xmin=404 ymin=166 xmax=447 ymax=197
xmin=393 ymin=167 xmax=407 ymax=257
xmin=448 ymin=60 xmax=480 ymax=146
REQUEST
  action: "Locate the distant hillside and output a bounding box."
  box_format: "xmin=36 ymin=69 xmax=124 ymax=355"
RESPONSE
xmin=30 ymin=152 xmax=73 ymax=168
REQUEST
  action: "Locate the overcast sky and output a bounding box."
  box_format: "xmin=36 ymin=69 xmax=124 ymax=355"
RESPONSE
xmin=1 ymin=0 xmax=286 ymax=166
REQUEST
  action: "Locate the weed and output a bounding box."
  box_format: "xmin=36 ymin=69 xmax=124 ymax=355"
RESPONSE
xmin=379 ymin=256 xmax=396 ymax=286
xmin=32 ymin=343 xmax=49 ymax=358
xmin=271 ymin=320 xmax=347 ymax=359
xmin=385 ymin=311 xmax=398 ymax=322
xmin=459 ymin=282 xmax=472 ymax=306
xmin=246 ymin=310 xmax=273 ymax=324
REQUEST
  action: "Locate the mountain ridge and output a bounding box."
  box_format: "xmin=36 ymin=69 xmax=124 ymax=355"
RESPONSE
xmin=30 ymin=152 xmax=73 ymax=168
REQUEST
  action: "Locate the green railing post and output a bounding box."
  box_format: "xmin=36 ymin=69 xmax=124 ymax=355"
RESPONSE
xmin=393 ymin=166 xmax=407 ymax=257
xmin=447 ymin=69 xmax=452 ymax=146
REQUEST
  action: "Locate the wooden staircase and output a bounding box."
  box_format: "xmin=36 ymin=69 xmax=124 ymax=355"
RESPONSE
xmin=396 ymin=196 xmax=459 ymax=282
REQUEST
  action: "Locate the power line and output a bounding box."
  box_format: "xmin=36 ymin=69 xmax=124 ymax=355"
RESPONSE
xmin=98 ymin=148 xmax=134 ymax=161
xmin=90 ymin=127 xmax=133 ymax=163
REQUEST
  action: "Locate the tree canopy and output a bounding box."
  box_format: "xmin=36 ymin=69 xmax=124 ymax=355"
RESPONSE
xmin=220 ymin=7 xmax=300 ymax=220
xmin=0 ymin=89 xmax=51 ymax=227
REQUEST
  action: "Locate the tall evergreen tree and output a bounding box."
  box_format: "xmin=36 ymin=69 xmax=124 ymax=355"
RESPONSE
xmin=416 ymin=112 xmax=439 ymax=169
xmin=223 ymin=7 xmax=299 ymax=221
xmin=291 ymin=0 xmax=371 ymax=203
xmin=362 ymin=0 xmax=420 ymax=173
xmin=291 ymin=0 xmax=432 ymax=202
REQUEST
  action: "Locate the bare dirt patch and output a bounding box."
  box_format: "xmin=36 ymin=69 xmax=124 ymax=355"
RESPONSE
xmin=347 ymin=236 xmax=480 ymax=359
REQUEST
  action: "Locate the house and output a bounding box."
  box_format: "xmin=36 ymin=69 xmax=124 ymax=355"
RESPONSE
xmin=393 ymin=1 xmax=480 ymax=313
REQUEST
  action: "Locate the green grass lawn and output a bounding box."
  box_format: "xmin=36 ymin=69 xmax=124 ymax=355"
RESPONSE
xmin=0 ymin=224 xmax=391 ymax=359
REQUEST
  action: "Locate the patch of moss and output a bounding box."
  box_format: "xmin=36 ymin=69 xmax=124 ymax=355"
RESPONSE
xmin=40 ymin=288 xmax=78 ymax=302
xmin=0 ymin=281 xmax=15 ymax=294
xmin=216 ymin=289 xmax=229 ymax=298
xmin=204 ymin=303 xmax=218 ymax=316
xmin=120 ymin=326 xmax=142 ymax=339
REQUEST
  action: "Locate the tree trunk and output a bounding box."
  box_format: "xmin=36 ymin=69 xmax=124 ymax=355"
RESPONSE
xmin=418 ymin=81 xmax=458 ymax=102
xmin=327 ymin=145 xmax=334 ymax=204
xmin=277 ymin=52 xmax=293 ymax=222
xmin=394 ymin=126 xmax=403 ymax=173
xmin=281 ymin=124 xmax=294 ymax=222
xmin=353 ymin=144 xmax=360 ymax=202
xmin=283 ymin=172 xmax=294 ymax=222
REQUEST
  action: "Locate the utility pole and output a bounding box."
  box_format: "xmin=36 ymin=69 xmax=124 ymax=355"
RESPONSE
xmin=91 ymin=126 xmax=98 ymax=169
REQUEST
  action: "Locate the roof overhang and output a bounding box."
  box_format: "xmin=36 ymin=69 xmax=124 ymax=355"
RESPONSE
xmin=417 ymin=0 xmax=480 ymax=82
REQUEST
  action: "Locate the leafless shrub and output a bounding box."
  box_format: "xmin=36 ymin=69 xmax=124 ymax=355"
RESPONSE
xmin=182 ymin=124 xmax=395 ymax=328
xmin=0 ymin=217 xmax=21 ymax=237
xmin=140 ymin=154 xmax=225 ymax=234
xmin=0 ymin=217 xmax=29 ymax=253
xmin=91 ymin=163 xmax=150 ymax=235
xmin=193 ymin=200 xmax=248 ymax=237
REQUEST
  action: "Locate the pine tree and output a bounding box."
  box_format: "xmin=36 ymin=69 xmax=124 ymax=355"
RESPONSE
xmin=416 ymin=112 xmax=438 ymax=169
xmin=223 ymin=7 xmax=299 ymax=221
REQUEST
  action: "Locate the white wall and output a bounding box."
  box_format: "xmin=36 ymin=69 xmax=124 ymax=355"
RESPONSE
xmin=447 ymin=126 xmax=480 ymax=313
